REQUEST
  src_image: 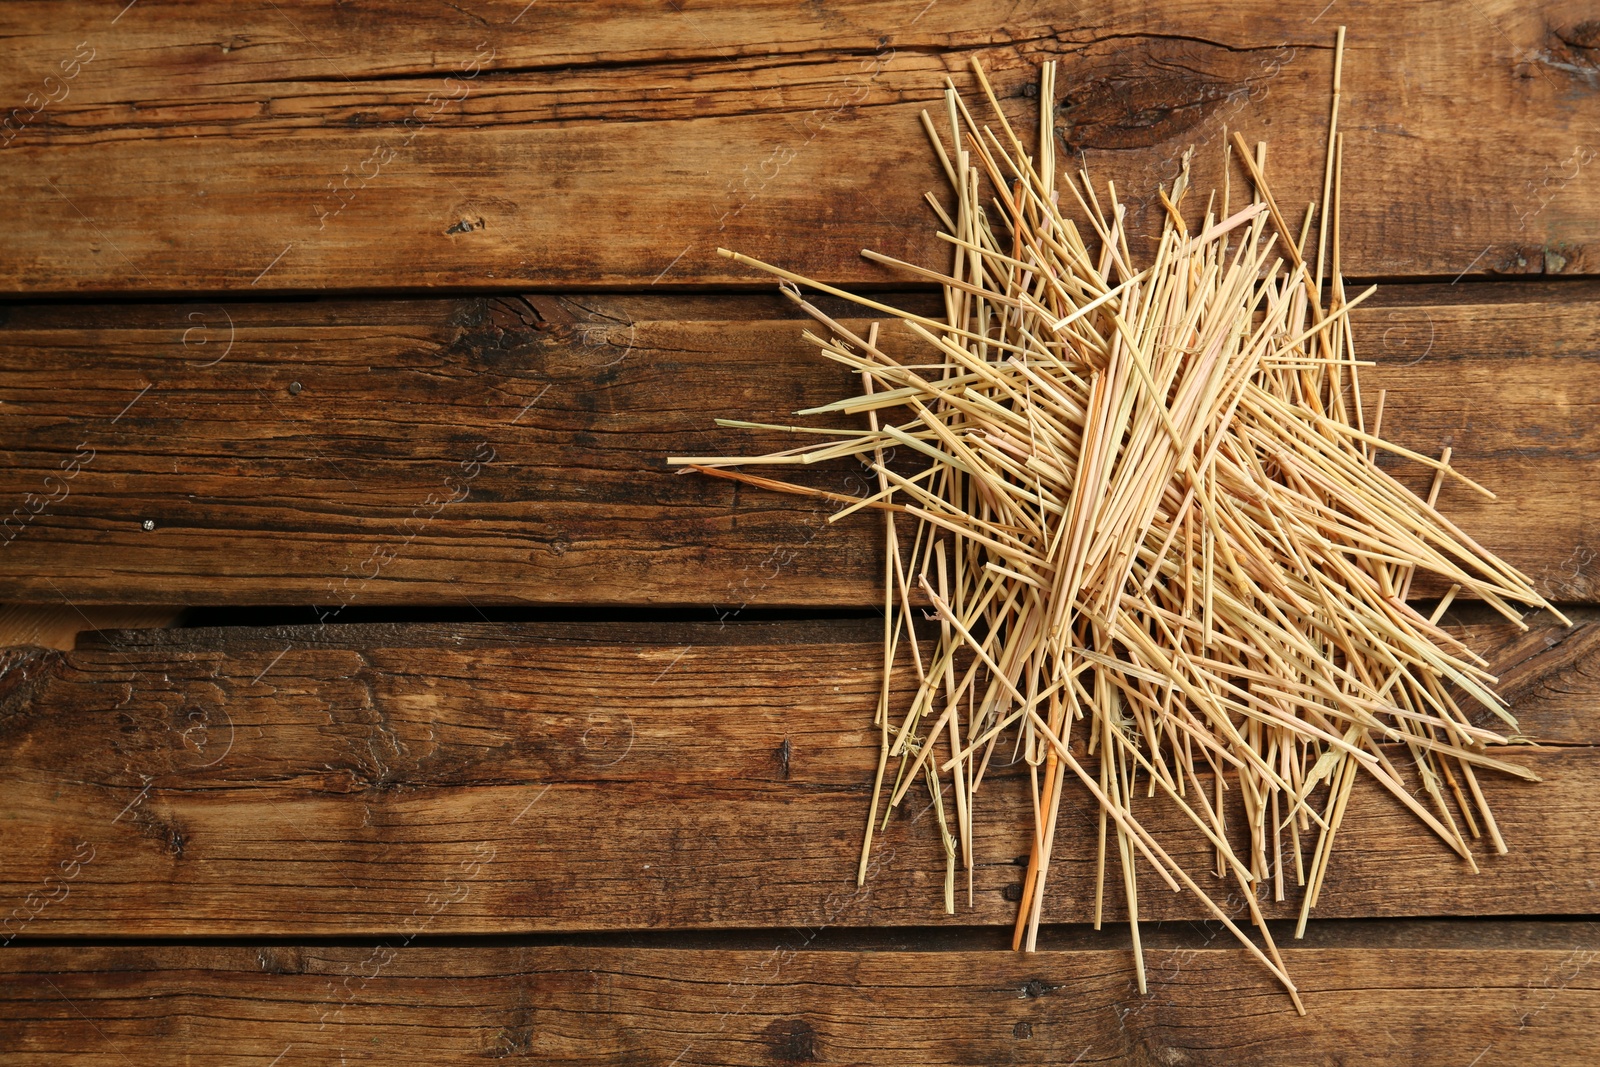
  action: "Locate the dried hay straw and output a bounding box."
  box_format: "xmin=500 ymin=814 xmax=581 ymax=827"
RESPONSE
xmin=671 ymin=28 xmax=1565 ymax=1011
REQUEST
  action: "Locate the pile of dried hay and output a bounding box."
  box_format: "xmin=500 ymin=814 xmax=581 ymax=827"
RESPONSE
xmin=673 ymin=31 xmax=1564 ymax=1011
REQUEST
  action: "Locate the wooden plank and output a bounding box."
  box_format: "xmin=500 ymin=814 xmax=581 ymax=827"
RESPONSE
xmin=1 ymin=286 xmax=1595 ymax=606
xmin=1 ymin=1 xmax=1597 ymax=292
xmin=0 ymin=615 xmax=1594 ymax=938
xmin=0 ymin=604 xmax=180 ymax=650
xmin=3 ymin=925 xmax=1598 ymax=1064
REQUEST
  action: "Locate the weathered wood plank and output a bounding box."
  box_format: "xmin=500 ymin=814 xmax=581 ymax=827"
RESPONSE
xmin=0 ymin=615 xmax=1593 ymax=938
xmin=1 ymin=1 xmax=1597 ymax=292
xmin=1 ymin=286 xmax=1595 ymax=606
xmin=0 ymin=604 xmax=180 ymax=650
xmin=3 ymin=925 xmax=1598 ymax=1064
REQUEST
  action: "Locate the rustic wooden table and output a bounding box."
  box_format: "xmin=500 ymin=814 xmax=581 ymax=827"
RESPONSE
xmin=2 ymin=2 xmax=1598 ymax=1063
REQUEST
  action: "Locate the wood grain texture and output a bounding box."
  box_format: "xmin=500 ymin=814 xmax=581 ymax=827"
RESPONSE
xmin=1 ymin=285 xmax=1595 ymax=606
xmin=3 ymin=925 xmax=1599 ymax=1064
xmin=0 ymin=614 xmax=1592 ymax=938
xmin=1 ymin=1 xmax=1597 ymax=292
xmin=0 ymin=603 xmax=180 ymax=650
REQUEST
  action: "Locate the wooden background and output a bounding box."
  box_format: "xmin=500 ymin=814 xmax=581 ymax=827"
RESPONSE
xmin=2 ymin=1 xmax=1598 ymax=1062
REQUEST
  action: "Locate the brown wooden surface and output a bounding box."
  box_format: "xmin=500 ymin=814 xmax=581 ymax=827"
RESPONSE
xmin=0 ymin=603 xmax=181 ymax=651
xmin=1 ymin=613 xmax=1593 ymax=937
xmin=1 ymin=1 xmax=1598 ymax=292
xmin=3 ymin=923 xmax=1598 ymax=1064
xmin=5 ymin=2 xmax=1599 ymax=1060
xmin=2 ymin=284 xmax=1596 ymax=606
